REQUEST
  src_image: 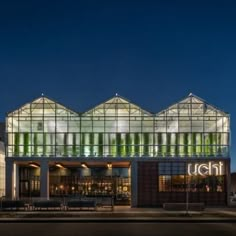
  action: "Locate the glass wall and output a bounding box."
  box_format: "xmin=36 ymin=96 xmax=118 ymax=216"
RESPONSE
xmin=158 ymin=162 xmax=226 ymax=193
xmin=7 ymin=94 xmax=230 ymax=158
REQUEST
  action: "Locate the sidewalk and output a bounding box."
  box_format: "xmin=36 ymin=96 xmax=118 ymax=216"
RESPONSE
xmin=0 ymin=205 xmax=236 ymax=221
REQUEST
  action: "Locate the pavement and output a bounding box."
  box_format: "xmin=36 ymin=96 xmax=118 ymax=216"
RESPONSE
xmin=0 ymin=205 xmax=236 ymax=222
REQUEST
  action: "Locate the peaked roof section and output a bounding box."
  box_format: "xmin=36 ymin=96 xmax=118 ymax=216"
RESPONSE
xmin=8 ymin=95 xmax=79 ymax=117
xmin=83 ymin=94 xmax=152 ymax=117
xmin=156 ymin=93 xmax=229 ymax=117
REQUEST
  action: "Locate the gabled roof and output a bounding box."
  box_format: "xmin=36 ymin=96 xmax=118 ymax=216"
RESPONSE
xmin=156 ymin=93 xmax=229 ymax=117
xmin=8 ymin=95 xmax=79 ymax=117
xmin=82 ymin=93 xmax=153 ymax=117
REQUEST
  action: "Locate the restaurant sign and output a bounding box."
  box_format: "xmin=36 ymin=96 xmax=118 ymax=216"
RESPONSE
xmin=187 ymin=161 xmax=224 ymax=176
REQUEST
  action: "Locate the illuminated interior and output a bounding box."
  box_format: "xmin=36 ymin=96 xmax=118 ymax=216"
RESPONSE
xmin=18 ymin=161 xmax=131 ymax=204
xmin=6 ymin=93 xmax=230 ymax=158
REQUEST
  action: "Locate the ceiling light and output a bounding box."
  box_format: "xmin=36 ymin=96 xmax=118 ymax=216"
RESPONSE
xmin=55 ymin=163 xmax=64 ymax=168
xmin=107 ymin=163 xmax=112 ymax=169
xmin=81 ymin=162 xmax=87 ymax=168
xmin=29 ymin=162 xmax=39 ymax=168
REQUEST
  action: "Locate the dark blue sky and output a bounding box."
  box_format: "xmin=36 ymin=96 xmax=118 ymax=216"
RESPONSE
xmin=0 ymin=0 xmax=235 ymax=170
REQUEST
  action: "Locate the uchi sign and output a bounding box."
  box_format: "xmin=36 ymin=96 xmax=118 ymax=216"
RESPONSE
xmin=187 ymin=161 xmax=224 ymax=176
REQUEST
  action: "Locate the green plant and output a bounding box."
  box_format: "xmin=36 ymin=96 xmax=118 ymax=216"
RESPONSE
xmin=134 ymin=133 xmax=140 ymax=155
xmin=43 ymin=133 xmax=47 ymax=156
xmin=212 ymin=133 xmax=217 ymax=155
xmin=14 ymin=132 xmax=20 ymax=156
xmin=116 ymin=133 xmax=121 ymax=156
xmin=130 ymin=134 xmax=135 ymax=156
xmin=209 ymin=133 xmax=213 ymax=155
xmin=33 ymin=133 xmax=38 ymax=155
xmin=158 ymin=133 xmax=162 ymax=156
xmin=188 ymin=133 xmax=192 ymax=156
xmin=72 ymin=134 xmax=77 ymax=156
xmin=192 ymin=133 xmax=196 ymax=155
xmin=161 ymin=134 xmax=167 ymax=156
xmin=98 ymin=133 xmax=103 ymax=156
xmin=204 ymin=134 xmax=210 ymax=156
xmin=23 ymin=133 xmax=29 ymax=156
xmin=81 ymin=133 xmax=85 ymax=155
xmin=143 ymin=133 xmax=149 ymax=156
xmin=184 ymin=133 xmax=188 ymax=156
xmin=197 ymin=133 xmax=202 ymax=155
xmin=111 ymin=139 xmax=116 ymax=156
xmin=89 ymin=133 xmax=94 ymax=155
xmin=125 ymin=133 xmax=131 ymax=156
xmin=121 ymin=137 xmax=125 ymax=157
xmin=217 ymin=133 xmax=222 ymax=155
xmin=166 ymin=133 xmax=171 ymax=155
xmin=175 ymin=133 xmax=179 ymax=156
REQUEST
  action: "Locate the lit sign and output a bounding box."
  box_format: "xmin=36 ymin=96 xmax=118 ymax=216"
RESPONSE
xmin=187 ymin=161 xmax=224 ymax=176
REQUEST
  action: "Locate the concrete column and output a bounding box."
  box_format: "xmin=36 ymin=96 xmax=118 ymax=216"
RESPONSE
xmin=15 ymin=164 xmax=19 ymax=199
xmin=40 ymin=159 xmax=49 ymax=200
xmin=5 ymin=159 xmax=14 ymax=200
xmin=131 ymin=160 xmax=138 ymax=207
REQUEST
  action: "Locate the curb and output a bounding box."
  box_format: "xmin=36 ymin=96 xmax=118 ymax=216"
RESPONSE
xmin=0 ymin=217 xmax=236 ymax=223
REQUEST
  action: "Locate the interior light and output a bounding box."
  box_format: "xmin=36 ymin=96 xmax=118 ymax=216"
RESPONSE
xmin=107 ymin=163 xmax=112 ymax=169
xmin=29 ymin=162 xmax=39 ymax=168
xmin=81 ymin=162 xmax=87 ymax=168
xmin=55 ymin=163 xmax=64 ymax=168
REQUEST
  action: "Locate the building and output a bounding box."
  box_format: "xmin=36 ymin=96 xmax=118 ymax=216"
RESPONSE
xmin=5 ymin=93 xmax=230 ymax=206
xmin=0 ymin=122 xmax=5 ymax=197
xmin=231 ymin=172 xmax=236 ymax=194
xmin=0 ymin=141 xmax=5 ymax=197
xmin=0 ymin=122 xmax=5 ymax=142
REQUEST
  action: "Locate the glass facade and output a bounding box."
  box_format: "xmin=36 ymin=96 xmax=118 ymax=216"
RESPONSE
xmin=158 ymin=162 xmax=225 ymax=192
xmin=6 ymin=94 xmax=230 ymax=158
xmin=19 ymin=166 xmax=131 ymax=204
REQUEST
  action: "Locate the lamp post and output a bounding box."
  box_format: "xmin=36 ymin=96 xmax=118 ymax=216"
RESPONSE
xmin=186 ymin=174 xmax=190 ymax=216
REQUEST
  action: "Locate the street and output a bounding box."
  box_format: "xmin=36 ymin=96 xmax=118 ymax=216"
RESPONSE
xmin=0 ymin=223 xmax=236 ymax=236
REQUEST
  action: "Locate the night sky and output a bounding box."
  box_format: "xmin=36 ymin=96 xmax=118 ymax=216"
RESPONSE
xmin=0 ymin=1 xmax=235 ymax=170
